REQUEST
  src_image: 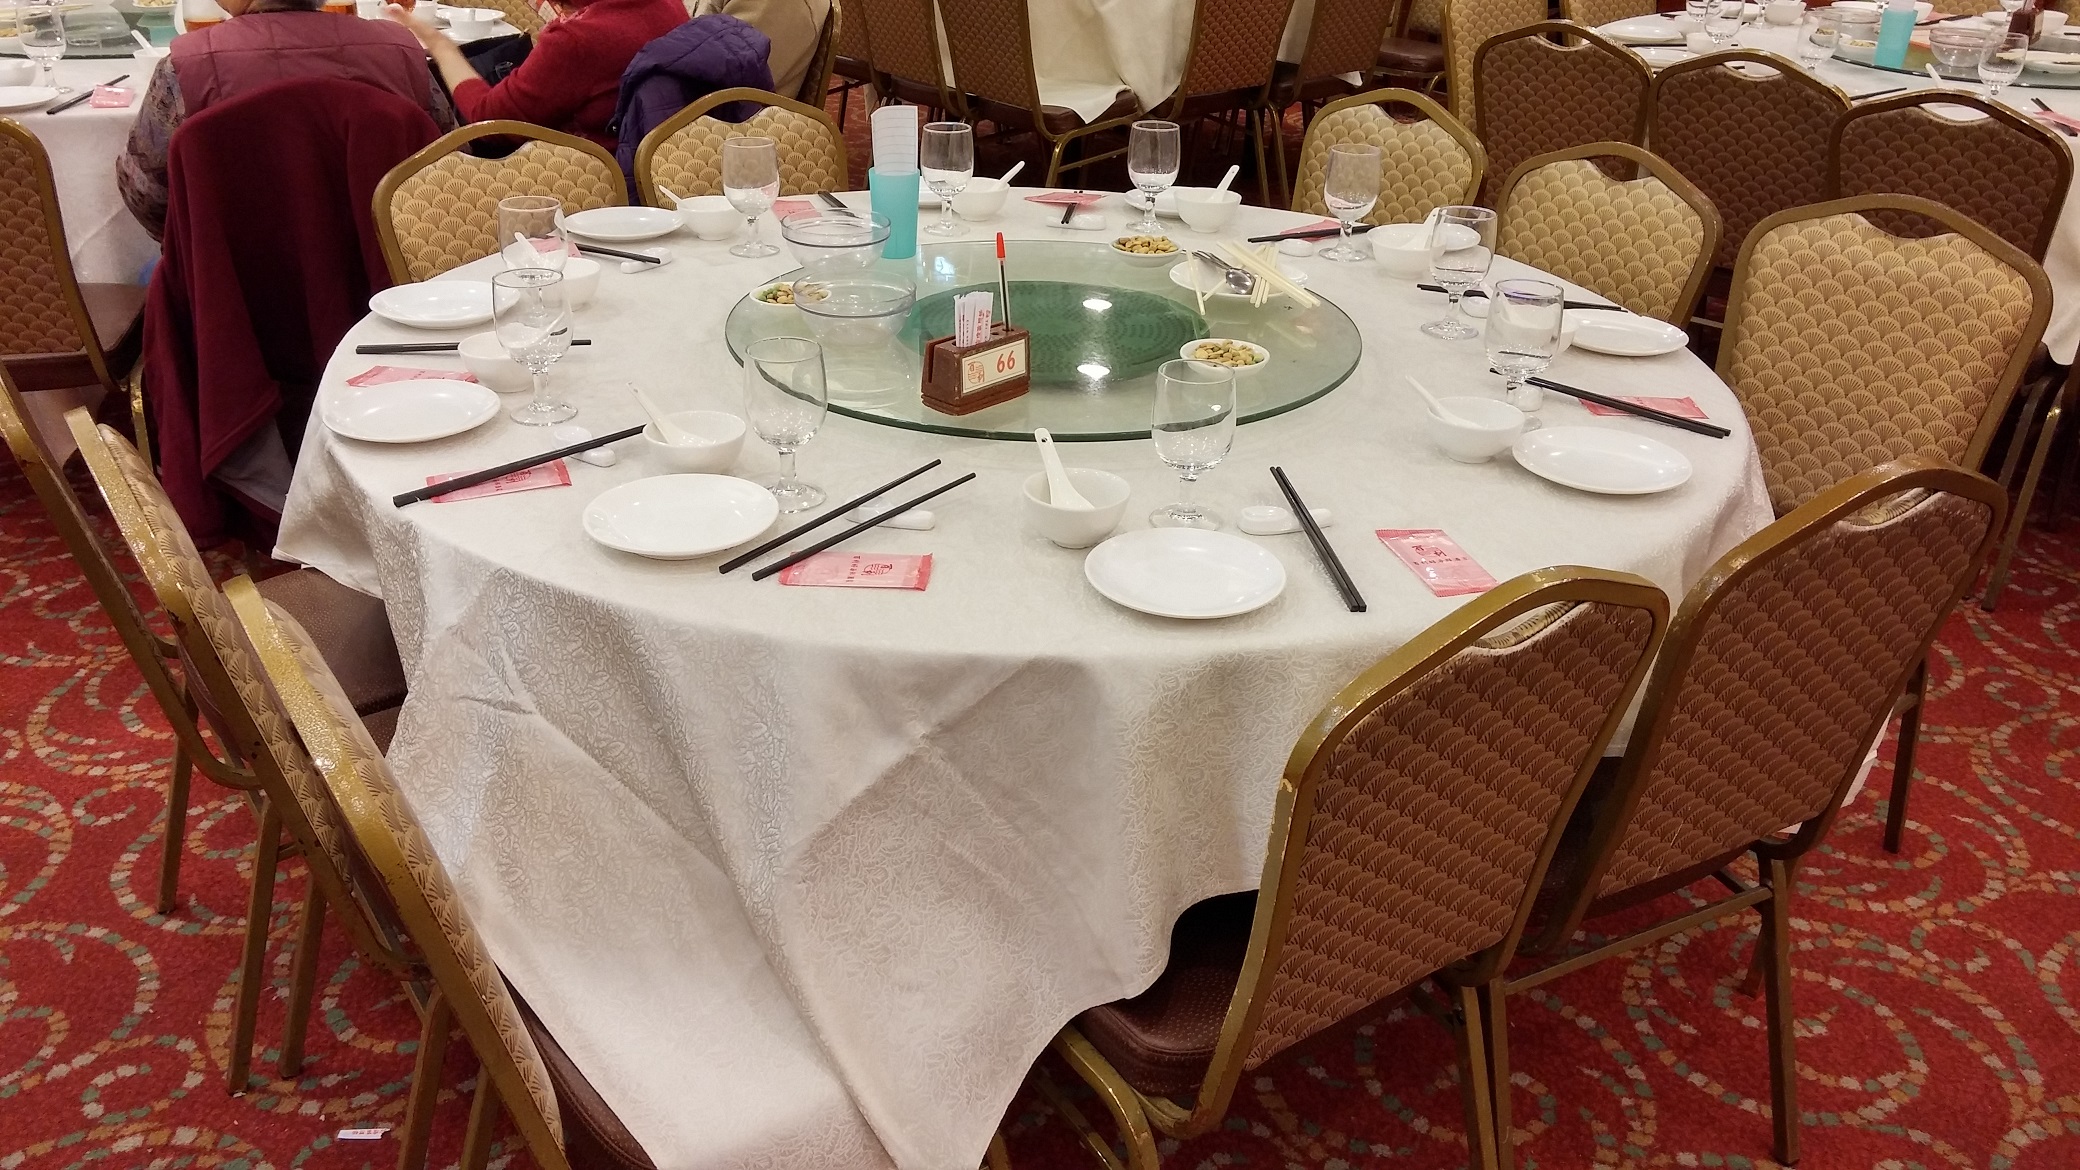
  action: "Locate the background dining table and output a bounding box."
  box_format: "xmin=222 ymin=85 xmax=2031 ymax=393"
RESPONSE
xmin=19 ymin=56 xmax=159 ymax=285
xmin=277 ymin=193 xmax=1773 ymax=1169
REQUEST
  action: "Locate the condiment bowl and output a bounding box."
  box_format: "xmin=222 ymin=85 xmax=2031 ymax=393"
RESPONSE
xmin=458 ymin=331 xmax=529 ymax=392
xmin=676 ymin=194 xmax=740 ymax=241
xmin=643 ymin=410 xmax=746 ymax=474
xmin=952 ymin=177 xmax=1010 ymax=220
xmin=1172 ymin=187 xmax=1243 ymax=233
xmin=1022 ymin=467 xmax=1131 ymax=548
xmin=1372 ymin=222 xmax=1433 ymax=278
xmin=1427 ymin=396 xmax=1526 ymax=463
xmin=560 ymin=256 xmax=601 ymax=307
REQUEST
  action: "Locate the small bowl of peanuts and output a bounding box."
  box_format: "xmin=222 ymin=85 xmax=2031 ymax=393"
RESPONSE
xmin=1179 ymin=338 xmax=1269 ymax=374
xmin=1110 ymin=234 xmax=1181 ymax=267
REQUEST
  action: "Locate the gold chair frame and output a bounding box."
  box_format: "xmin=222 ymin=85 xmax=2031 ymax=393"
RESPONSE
xmin=632 ymin=86 xmax=848 ymax=207
xmin=1150 ymin=0 xmax=1302 ymax=207
xmin=939 ymin=0 xmax=1144 ymax=186
xmin=1471 ymin=22 xmax=1651 ymax=204
xmin=1289 ymin=87 xmax=1486 ymax=223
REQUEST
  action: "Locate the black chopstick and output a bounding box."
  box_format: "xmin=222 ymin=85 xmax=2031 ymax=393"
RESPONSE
xmin=2034 ymin=98 xmax=2079 ymax=137
xmin=1059 ymin=192 xmax=1080 ymax=225
xmin=1269 ymin=466 xmax=1365 ymax=613
xmin=1525 ymin=375 xmax=1731 ymax=439
xmin=817 ymin=191 xmax=859 ymax=216
xmin=46 ymin=73 xmax=127 ymax=114
xmin=719 ymin=459 xmax=943 ymax=573
xmin=390 ymin=424 xmax=644 ymax=507
xmin=751 ymin=473 xmax=977 ymax=581
xmin=356 ymin=340 xmax=591 ymax=354
xmin=1854 ymin=86 xmax=1909 ymax=99
xmin=1247 ymin=223 xmax=1379 ymax=243
xmin=575 ymin=242 xmax=663 ymax=264
xmin=1418 ymin=284 xmax=1627 ymax=312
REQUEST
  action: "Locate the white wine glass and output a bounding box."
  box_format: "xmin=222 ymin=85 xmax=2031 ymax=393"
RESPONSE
xmin=1981 ymin=33 xmax=2028 ymax=101
xmin=1705 ymin=0 xmax=1741 ymax=48
xmin=1796 ymin=13 xmax=1839 ymax=68
xmin=1126 ymin=120 xmax=1181 ymax=235
xmin=742 ymin=336 xmax=829 ymax=512
xmin=1150 ymin=358 xmax=1237 ymax=530
xmin=1319 ymin=143 xmax=1381 ymax=263
xmin=18 ymin=2 xmax=68 ymax=93
xmin=920 ymin=121 xmax=974 ymax=237
xmin=497 ymin=195 xmax=568 ymax=271
xmin=493 ymin=269 xmax=576 ymax=426
xmin=1422 ymin=205 xmax=1497 ymax=340
xmin=722 ymin=136 xmax=781 ymax=258
xmin=1485 ymin=279 xmax=1565 ymax=417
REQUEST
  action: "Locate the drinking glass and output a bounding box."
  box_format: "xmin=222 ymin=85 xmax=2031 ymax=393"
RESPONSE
xmin=742 ymin=336 xmax=829 ymax=512
xmin=1999 ymin=0 xmax=2025 ymax=17
xmin=1981 ymin=33 xmax=2028 ymax=101
xmin=721 ymin=136 xmax=781 ymax=258
xmin=1421 ymin=205 xmax=1497 ymax=340
xmin=493 ymin=269 xmax=576 ymax=426
xmin=920 ymin=121 xmax=974 ymax=237
xmin=1485 ymin=279 xmax=1566 ymax=416
xmin=18 ymin=2 xmax=68 ymax=93
xmin=1149 ymin=358 xmax=1237 ymax=530
xmin=1682 ymin=0 xmax=1716 ymax=32
xmin=1319 ymin=143 xmax=1381 ymax=263
xmin=1796 ymin=13 xmax=1839 ymax=68
xmin=1705 ymin=0 xmax=1742 ymax=48
xmin=497 ymin=195 xmax=568 ymax=272
xmin=1126 ymin=120 xmax=1181 ymax=234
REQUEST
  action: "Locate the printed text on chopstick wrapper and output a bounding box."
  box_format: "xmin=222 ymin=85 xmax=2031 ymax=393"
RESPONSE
xmin=1377 ymin=529 xmax=1497 ymax=597
xmin=1580 ymin=395 xmax=1708 ymax=420
xmin=425 ymin=461 xmax=571 ymax=502
xmin=779 ymin=552 xmax=933 ymax=589
xmin=348 ymin=366 xmax=480 ymax=387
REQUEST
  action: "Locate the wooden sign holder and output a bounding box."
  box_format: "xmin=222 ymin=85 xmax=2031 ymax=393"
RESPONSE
xmin=922 ymin=324 xmax=1033 ymax=416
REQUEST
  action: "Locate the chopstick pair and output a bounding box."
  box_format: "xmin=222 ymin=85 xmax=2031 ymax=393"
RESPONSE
xmin=1418 ymin=284 xmax=1627 ymax=312
xmin=1522 ymin=375 xmax=1732 ymax=438
xmin=1247 ymin=223 xmax=1379 ymax=244
xmin=716 ymin=459 xmax=974 ymax=579
xmin=1269 ymin=467 xmax=1365 ymax=612
xmin=817 ymin=191 xmax=860 ymax=216
xmin=2033 ymin=98 xmax=2080 ymax=137
xmin=357 ymin=339 xmax=592 ymax=354
xmin=390 ymin=424 xmax=645 ymax=507
xmin=46 ymin=73 xmax=127 ymax=114
xmin=576 ymin=242 xmax=663 ymax=265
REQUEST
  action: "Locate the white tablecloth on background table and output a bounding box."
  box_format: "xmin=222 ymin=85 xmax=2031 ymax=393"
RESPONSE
xmin=277 ymin=193 xmax=1772 ymax=1170
xmin=17 ymin=56 xmax=158 ymax=285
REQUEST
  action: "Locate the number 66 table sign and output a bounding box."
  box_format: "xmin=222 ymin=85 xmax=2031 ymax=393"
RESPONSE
xmin=922 ymin=324 xmax=1033 ymax=416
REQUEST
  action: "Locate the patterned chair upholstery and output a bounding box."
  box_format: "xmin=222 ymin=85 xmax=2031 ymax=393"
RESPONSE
xmin=853 ymin=0 xmax=958 ymax=112
xmin=1442 ymin=0 xmax=1546 ymax=131
xmin=796 ymin=0 xmax=842 ymax=104
xmin=1473 ymin=22 xmax=1650 ymax=206
xmin=1720 ymin=196 xmax=2050 ymax=516
xmin=1649 ymin=51 xmax=1850 ymax=270
xmin=1154 ymin=0 xmax=1301 ymax=205
xmin=1290 ymin=88 xmax=1484 ymax=224
xmin=1830 ymin=90 xmax=2072 ymax=261
xmin=1559 ymin=0 xmax=1655 ymax=25
xmin=373 ymin=121 xmax=625 ymax=284
xmin=1496 ymin=141 xmax=1720 ymax=325
xmin=634 ymin=88 xmax=848 ymax=206
xmin=0 ymin=120 xmax=143 ymax=397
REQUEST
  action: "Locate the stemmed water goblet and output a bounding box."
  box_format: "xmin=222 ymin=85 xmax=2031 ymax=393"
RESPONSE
xmin=1485 ymin=279 xmax=1566 ymax=420
xmin=1421 ymin=205 xmax=1497 ymax=340
xmin=497 ymin=195 xmax=568 ymax=271
xmin=1149 ymin=358 xmax=1237 ymax=530
xmin=1980 ymin=33 xmax=2028 ymax=102
xmin=1796 ymin=13 xmax=1839 ymax=68
xmin=722 ymin=136 xmax=782 ymax=258
xmin=1319 ymin=143 xmax=1381 ymax=263
xmin=493 ymin=269 xmax=576 ymax=426
xmin=921 ymin=121 xmax=974 ymax=237
xmin=1126 ymin=120 xmax=1181 ymax=235
xmin=1704 ymin=0 xmax=1742 ymax=49
xmin=18 ymin=2 xmax=69 ymax=93
xmin=742 ymin=336 xmax=829 ymax=513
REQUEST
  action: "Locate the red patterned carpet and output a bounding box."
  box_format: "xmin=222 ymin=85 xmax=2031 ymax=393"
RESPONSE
xmin=4 ymin=441 xmax=2078 ymax=1169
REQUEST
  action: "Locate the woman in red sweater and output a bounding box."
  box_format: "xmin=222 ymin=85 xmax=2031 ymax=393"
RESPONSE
xmin=390 ymin=0 xmax=685 ymax=151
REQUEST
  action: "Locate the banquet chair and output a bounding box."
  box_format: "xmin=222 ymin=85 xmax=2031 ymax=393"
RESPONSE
xmin=64 ymin=409 xmax=416 ymax=1098
xmin=1151 ymin=0 xmax=1302 ymax=206
xmin=1483 ymin=458 xmax=2005 ymax=1170
xmin=1045 ymin=568 xmax=1669 ymax=1170
xmin=1265 ymin=0 xmax=1405 ymax=201
xmin=1471 ymin=22 xmax=1649 ymax=205
xmin=938 ymin=0 xmax=1141 ymax=186
xmin=1289 ymin=88 xmax=1484 ymax=224
xmin=796 ymin=0 xmax=842 ymax=106
xmin=828 ymin=0 xmax=873 ymax=125
xmin=1440 ymin=0 xmax=1546 ymax=134
xmin=851 ymin=0 xmax=961 ymax=115
xmin=1494 ymin=141 xmax=1719 ymax=325
xmin=1557 ymin=0 xmax=1654 ymax=25
xmin=633 ymin=88 xmax=848 ymax=206
xmin=1375 ymin=0 xmax=1448 ymax=94
xmin=373 ymin=121 xmax=625 ymax=284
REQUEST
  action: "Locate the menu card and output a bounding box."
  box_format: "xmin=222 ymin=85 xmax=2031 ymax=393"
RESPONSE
xmin=1377 ymin=529 xmax=1497 ymax=597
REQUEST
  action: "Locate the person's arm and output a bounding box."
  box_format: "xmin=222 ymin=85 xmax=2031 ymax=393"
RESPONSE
xmin=386 ymin=4 xmax=481 ymax=102
xmin=115 ymin=58 xmax=183 ymax=243
xmin=388 ymin=3 xmax=586 ymax=128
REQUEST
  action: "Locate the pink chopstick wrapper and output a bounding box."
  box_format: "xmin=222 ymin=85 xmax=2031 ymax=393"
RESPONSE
xmin=89 ymin=85 xmax=134 ymax=108
xmin=1024 ymin=191 xmax=1105 ymax=207
xmin=2035 ymin=109 xmax=2080 ymax=134
xmin=1580 ymin=395 xmax=1708 ymax=420
xmin=779 ymin=552 xmax=933 ymax=589
xmin=772 ymin=198 xmax=814 ymax=219
xmin=347 ymin=365 xmax=479 ymax=387
xmin=1377 ymin=529 xmax=1498 ymax=597
xmin=424 ymin=461 xmax=571 ymax=503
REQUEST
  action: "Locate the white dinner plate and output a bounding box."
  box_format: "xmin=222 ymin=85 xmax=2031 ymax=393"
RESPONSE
xmin=1167 ymin=254 xmax=1311 ymax=299
xmin=1084 ymin=528 xmax=1286 ymax=619
xmin=2026 ymin=50 xmax=2080 ymax=74
xmin=1569 ymin=312 xmax=1689 ymax=357
xmin=1600 ymin=15 xmax=1684 ymax=43
xmin=368 ymin=281 xmax=494 ymax=329
xmin=320 ymin=378 xmax=499 ymax=444
xmin=1634 ymin=45 xmax=1693 ymax=69
xmin=561 ymin=206 xmax=682 ymax=242
xmin=1512 ymin=426 xmax=1692 ymax=495
xmin=0 ymin=86 xmax=58 ymax=111
xmin=582 ymin=474 xmax=778 ymax=559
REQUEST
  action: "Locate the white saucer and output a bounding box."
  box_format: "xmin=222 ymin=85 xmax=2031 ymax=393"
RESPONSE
xmin=320 ymin=378 xmax=499 ymax=443
xmin=1123 ymin=190 xmax=1182 ymax=218
xmin=561 ymin=207 xmax=682 ymax=242
xmin=1084 ymin=528 xmax=1286 ymax=619
xmin=1167 ymin=254 xmax=1311 ymax=300
xmin=582 ymin=474 xmax=778 ymax=559
xmin=1512 ymin=426 xmax=1692 ymax=495
xmin=1599 ymin=14 xmax=1683 ymax=43
xmin=0 ymin=86 xmax=58 ymax=111
xmin=1634 ymin=45 xmax=1693 ymax=69
xmin=1568 ymin=312 xmax=1689 ymax=357
xmin=368 ymin=281 xmax=494 ymax=329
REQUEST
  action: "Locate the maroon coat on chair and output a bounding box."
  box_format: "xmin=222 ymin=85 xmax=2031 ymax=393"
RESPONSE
xmin=142 ymin=76 xmax=438 ymax=542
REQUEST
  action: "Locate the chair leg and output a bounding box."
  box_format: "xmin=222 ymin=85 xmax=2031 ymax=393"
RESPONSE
xmin=226 ymin=799 xmax=282 ymax=1095
xmin=156 ymin=737 xmax=192 ymax=915
xmin=277 ymin=881 xmax=326 ymax=1077
xmin=1451 ymin=982 xmax=1502 ymax=1170
xmin=1883 ymin=663 xmax=1927 ymax=854
xmin=985 ymin=1130 xmax=1012 ymax=1170
xmin=1985 ymin=372 xmax=2071 ymax=608
xmin=1249 ymin=109 xmax=1273 ymax=209
xmin=1270 ymin=103 xmax=1293 ymax=210
xmin=1046 ymin=1029 xmax=1161 ymax=1170
xmin=460 ymin=1070 xmax=501 ymax=1170
xmin=396 ymin=989 xmax=454 ymax=1170
xmin=1758 ymin=857 xmax=1801 ymax=1166
xmin=1477 ymin=981 xmax=1514 ymax=1170
xmin=1045 ymin=136 xmax=1070 ymax=189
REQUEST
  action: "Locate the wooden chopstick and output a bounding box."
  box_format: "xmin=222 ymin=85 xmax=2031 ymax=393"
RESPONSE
xmin=1247 ymin=224 xmax=1379 ymax=243
xmin=356 ymin=340 xmax=591 ymax=354
xmin=719 ymin=459 xmax=943 ymax=573
xmin=1524 ymin=375 xmax=1731 ymax=438
xmin=1270 ymin=467 xmax=1365 ymax=613
xmin=750 ymin=473 xmax=977 ymax=581
xmin=390 ymin=424 xmax=645 ymax=507
xmin=1418 ymin=284 xmax=1626 ymax=311
xmin=575 ymin=242 xmax=663 ymax=264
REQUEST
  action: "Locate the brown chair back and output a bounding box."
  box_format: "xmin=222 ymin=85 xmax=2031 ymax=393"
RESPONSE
xmin=797 ymin=0 xmax=844 ymax=104
xmin=0 ymin=119 xmax=114 ymax=393
xmin=1830 ymin=90 xmax=2073 ymax=260
xmin=939 ymin=0 xmax=1045 ymax=116
xmin=1532 ymin=460 xmax=2005 ymax=947
xmin=372 ymin=121 xmax=625 ymax=284
xmin=633 ymin=88 xmax=849 ymax=205
xmin=1473 ymin=22 xmax=1649 ymax=205
xmin=1559 ymin=0 xmax=1654 ymax=24
xmin=1294 ymin=0 xmax=1404 ymax=81
xmin=1443 ymin=0 xmax=1547 ymax=131
xmin=1719 ymin=194 xmax=2051 ymax=514
xmin=1648 ymin=50 xmax=1850 ymax=269
xmin=1169 ymin=0 xmax=1300 ymax=107
xmin=1496 ymin=141 xmax=1721 ymax=324
xmin=1290 ymin=88 xmax=1485 ymax=223
xmin=834 ymin=0 xmax=871 ymax=75
xmin=853 ymin=0 xmax=955 ymax=105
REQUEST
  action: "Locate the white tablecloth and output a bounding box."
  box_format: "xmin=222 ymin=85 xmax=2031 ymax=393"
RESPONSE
xmin=20 ymin=56 xmax=158 ymax=285
xmin=277 ymin=194 xmax=1772 ymax=1170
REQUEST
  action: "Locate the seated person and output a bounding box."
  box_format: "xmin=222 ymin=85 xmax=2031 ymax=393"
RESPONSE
xmin=690 ymin=0 xmax=830 ymax=99
xmin=393 ymin=0 xmax=687 ymax=152
xmin=119 ymin=0 xmax=456 ymax=240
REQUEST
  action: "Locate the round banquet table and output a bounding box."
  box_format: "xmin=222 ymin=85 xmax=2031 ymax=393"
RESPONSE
xmin=19 ymin=57 xmax=159 ymax=285
xmin=278 ymin=193 xmax=1772 ymax=1170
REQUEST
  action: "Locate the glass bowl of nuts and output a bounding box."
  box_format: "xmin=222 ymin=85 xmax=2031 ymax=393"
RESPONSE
xmin=1179 ymin=338 xmax=1269 ymax=374
xmin=1110 ymin=234 xmax=1181 ymax=268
